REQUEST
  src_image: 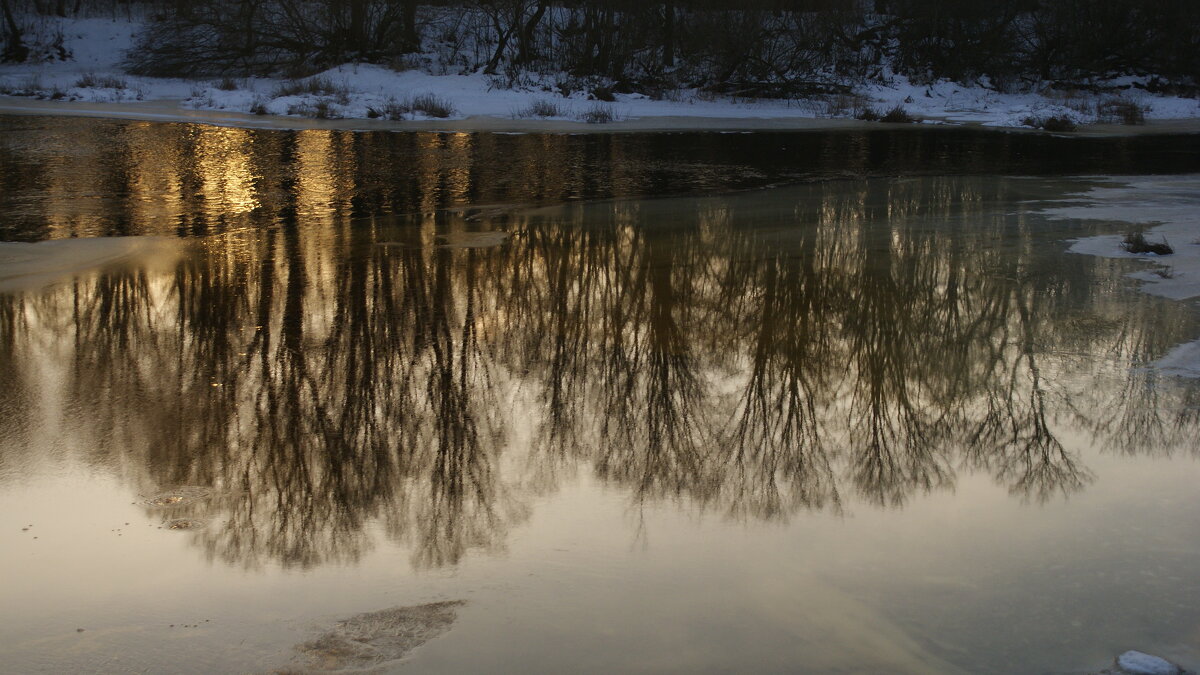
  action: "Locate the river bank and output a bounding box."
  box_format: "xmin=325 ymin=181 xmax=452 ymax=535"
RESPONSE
xmin=5 ymin=93 xmax=1200 ymax=136
xmin=2 ymin=16 xmax=1198 ymax=135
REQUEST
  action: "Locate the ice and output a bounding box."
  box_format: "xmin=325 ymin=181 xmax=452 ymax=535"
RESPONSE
xmin=1044 ymin=177 xmax=1200 ymax=378
xmin=0 ymin=237 xmax=177 ymax=294
xmin=1115 ymin=650 xmax=1184 ymax=675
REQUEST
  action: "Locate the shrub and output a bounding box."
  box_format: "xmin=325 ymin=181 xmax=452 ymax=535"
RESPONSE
xmin=1096 ymin=97 xmax=1147 ymax=125
xmin=383 ymin=99 xmax=411 ymax=120
xmin=75 ymin=73 xmax=127 ymax=89
xmin=287 ymin=99 xmax=342 ymax=119
xmin=386 ymin=54 xmax=423 ymax=72
xmin=591 ymin=86 xmax=615 ymax=102
xmin=577 ymin=103 xmax=617 ymax=124
xmin=879 ymin=105 xmax=914 ymax=123
xmin=273 ymin=77 xmax=350 ymax=104
xmin=0 ymin=75 xmax=42 ymax=96
xmin=1122 ymin=231 xmax=1173 ymax=255
xmin=216 ymin=76 xmax=239 ymax=91
xmin=855 ymin=107 xmax=881 ymax=121
xmin=1042 ymin=116 xmax=1076 ymax=132
xmin=407 ymin=93 xmax=455 ymax=118
xmin=825 ymin=92 xmax=872 ymax=118
xmin=312 ymin=100 xmax=339 ymax=119
xmin=1023 ymin=115 xmax=1077 ymax=132
xmin=514 ymin=99 xmax=566 ymax=118
xmin=368 ymin=98 xmax=413 ymax=121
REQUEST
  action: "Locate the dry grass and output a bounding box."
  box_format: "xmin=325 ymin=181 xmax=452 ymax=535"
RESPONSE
xmin=880 ymin=105 xmax=914 ymax=123
xmin=1122 ymin=231 xmax=1173 ymax=255
xmin=287 ymin=99 xmax=342 ymax=119
xmin=1022 ymin=115 xmax=1077 ymax=132
xmin=273 ymin=76 xmax=350 ymax=104
xmin=74 ymin=72 xmax=127 ymax=89
xmin=1096 ymin=96 xmax=1148 ymax=125
xmin=514 ymin=99 xmax=567 ymax=118
xmin=824 ymin=91 xmax=873 ymax=118
xmin=407 ymin=92 xmax=456 ymax=118
xmin=366 ymin=93 xmax=457 ymax=120
xmin=578 ymin=103 xmax=617 ymax=124
xmin=0 ymin=75 xmax=43 ymax=96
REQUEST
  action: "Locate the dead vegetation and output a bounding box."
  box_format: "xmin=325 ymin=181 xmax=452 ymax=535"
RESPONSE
xmin=1122 ymin=231 xmax=1174 ymax=255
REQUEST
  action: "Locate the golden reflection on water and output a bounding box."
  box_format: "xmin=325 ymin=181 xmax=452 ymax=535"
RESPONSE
xmin=1 ymin=175 xmax=1198 ymax=574
xmin=196 ymin=126 xmax=260 ymax=216
xmin=15 ymin=115 xmax=1200 ymax=244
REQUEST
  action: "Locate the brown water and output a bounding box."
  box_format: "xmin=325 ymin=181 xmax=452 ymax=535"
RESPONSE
xmin=1 ymin=116 xmax=1200 ymax=674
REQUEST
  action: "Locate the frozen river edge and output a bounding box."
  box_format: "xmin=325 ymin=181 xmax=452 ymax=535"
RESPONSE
xmin=4 ymin=94 xmax=1200 ymax=135
xmin=1053 ymin=176 xmax=1200 ymax=378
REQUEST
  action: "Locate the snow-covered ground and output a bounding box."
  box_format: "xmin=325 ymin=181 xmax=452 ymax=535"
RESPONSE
xmin=2 ymin=16 xmax=1198 ymax=130
xmin=1043 ymin=176 xmax=1200 ymax=378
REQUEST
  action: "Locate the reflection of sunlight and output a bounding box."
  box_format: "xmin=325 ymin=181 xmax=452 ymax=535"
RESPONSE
xmin=295 ymin=129 xmax=336 ymax=224
xmin=446 ymin=133 xmax=474 ymax=204
xmin=126 ymin=123 xmax=184 ymax=234
xmin=416 ymin=134 xmax=443 ymax=215
xmin=197 ymin=126 xmax=260 ymax=216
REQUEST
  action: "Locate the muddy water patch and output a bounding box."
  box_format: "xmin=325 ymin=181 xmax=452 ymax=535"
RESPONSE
xmin=164 ymin=518 xmax=208 ymax=531
xmin=288 ymin=601 xmax=465 ymax=673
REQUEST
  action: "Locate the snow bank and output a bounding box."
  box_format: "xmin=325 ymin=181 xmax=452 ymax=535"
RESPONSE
xmin=2 ymin=16 xmax=1198 ymax=130
xmin=1044 ymin=176 xmax=1200 ymax=378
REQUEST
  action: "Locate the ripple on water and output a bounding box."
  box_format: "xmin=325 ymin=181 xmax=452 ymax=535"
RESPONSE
xmin=142 ymin=487 xmax=213 ymax=508
xmin=435 ymin=232 xmax=509 ymax=249
xmin=165 ymin=518 xmax=207 ymax=531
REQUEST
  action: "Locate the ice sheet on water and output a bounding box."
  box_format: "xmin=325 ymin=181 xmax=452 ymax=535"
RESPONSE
xmin=1043 ymin=176 xmax=1200 ymax=378
xmin=0 ymin=237 xmax=178 ymax=294
xmin=1115 ymin=650 xmax=1185 ymax=675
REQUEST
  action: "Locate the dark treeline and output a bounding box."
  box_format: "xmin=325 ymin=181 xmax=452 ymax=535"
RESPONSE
xmin=3 ymin=0 xmax=1198 ymax=94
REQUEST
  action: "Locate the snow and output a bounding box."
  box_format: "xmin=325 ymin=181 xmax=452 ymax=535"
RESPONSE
xmin=2 ymin=16 xmax=1198 ymax=130
xmin=1043 ymin=176 xmax=1200 ymax=378
xmin=1115 ymin=650 xmax=1184 ymax=675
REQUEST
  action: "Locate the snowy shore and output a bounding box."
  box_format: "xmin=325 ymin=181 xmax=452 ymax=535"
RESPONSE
xmin=2 ymin=17 xmax=1199 ymax=133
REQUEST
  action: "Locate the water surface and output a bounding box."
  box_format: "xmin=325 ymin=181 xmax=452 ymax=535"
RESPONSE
xmin=2 ymin=117 xmax=1200 ymax=674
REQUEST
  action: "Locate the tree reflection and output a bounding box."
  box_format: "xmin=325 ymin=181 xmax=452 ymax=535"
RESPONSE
xmin=2 ymin=174 xmax=1199 ymax=570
